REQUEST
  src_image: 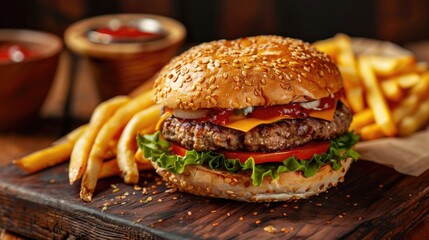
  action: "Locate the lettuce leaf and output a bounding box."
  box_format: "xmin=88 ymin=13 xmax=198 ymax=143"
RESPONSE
xmin=137 ymin=131 xmax=360 ymax=186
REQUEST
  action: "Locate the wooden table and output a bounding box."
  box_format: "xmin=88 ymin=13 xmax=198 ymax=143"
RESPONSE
xmin=0 ymin=129 xmax=428 ymax=239
xmin=1 ymin=52 xmax=429 ymax=239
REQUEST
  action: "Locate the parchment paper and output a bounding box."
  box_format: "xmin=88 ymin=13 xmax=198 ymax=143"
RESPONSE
xmin=356 ymin=126 xmax=429 ymax=176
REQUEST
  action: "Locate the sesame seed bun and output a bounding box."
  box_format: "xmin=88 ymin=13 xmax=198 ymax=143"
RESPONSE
xmin=153 ymin=35 xmax=342 ymax=110
xmin=152 ymin=158 xmax=353 ymax=202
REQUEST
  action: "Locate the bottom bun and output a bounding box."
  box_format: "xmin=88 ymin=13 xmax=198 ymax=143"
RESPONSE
xmin=153 ymin=158 xmax=353 ymax=202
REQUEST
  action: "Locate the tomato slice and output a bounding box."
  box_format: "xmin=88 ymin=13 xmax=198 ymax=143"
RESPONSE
xmin=171 ymin=141 xmax=330 ymax=164
xmin=172 ymin=143 xmax=188 ymax=157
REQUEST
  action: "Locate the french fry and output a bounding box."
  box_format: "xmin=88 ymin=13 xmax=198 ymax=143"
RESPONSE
xmin=13 ymin=125 xmax=87 ymax=173
xmin=381 ymin=79 xmax=403 ymax=102
xmin=392 ymin=94 xmax=419 ymax=124
xmin=360 ymin=123 xmax=385 ymax=140
xmin=81 ymin=89 xmax=155 ymax=202
xmin=339 ymin=66 xmax=365 ymax=113
xmin=366 ymin=55 xmax=415 ymax=77
xmin=69 ymin=96 xmax=130 ymax=184
xmin=394 ymin=73 xmax=420 ymax=89
xmin=117 ymin=104 xmax=161 ymax=184
xmin=398 ymin=97 xmax=429 ymax=136
xmin=358 ymin=57 xmax=397 ymax=136
xmin=409 ymin=72 xmax=429 ymax=98
xmin=349 ymin=108 xmax=374 ymax=131
xmin=313 ymin=38 xmax=340 ymax=57
xmin=335 ymin=34 xmax=365 ymax=113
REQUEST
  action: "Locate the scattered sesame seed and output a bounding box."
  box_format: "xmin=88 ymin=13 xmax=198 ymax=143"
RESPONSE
xmin=212 ymin=222 xmax=220 ymax=227
xmin=255 ymin=220 xmax=261 ymax=225
xmin=263 ymin=225 xmax=277 ymax=233
xmin=187 ymin=211 xmax=192 ymax=216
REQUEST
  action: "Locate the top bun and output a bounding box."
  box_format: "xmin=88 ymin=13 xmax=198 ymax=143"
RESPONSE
xmin=154 ymin=35 xmax=342 ymax=110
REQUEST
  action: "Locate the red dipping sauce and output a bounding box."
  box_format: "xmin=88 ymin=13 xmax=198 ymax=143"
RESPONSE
xmin=95 ymin=26 xmax=162 ymax=40
xmin=0 ymin=44 xmax=35 ymax=63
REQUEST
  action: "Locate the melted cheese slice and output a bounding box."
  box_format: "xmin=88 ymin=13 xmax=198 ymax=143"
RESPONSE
xmin=155 ymin=100 xmax=338 ymax=133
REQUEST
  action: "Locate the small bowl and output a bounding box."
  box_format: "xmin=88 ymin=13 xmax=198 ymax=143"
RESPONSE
xmin=64 ymin=14 xmax=186 ymax=100
xmin=0 ymin=29 xmax=62 ymax=131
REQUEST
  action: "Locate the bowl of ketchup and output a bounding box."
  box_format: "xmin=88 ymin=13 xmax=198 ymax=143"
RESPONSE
xmin=65 ymin=14 xmax=186 ymax=100
xmin=0 ymin=29 xmax=62 ymax=131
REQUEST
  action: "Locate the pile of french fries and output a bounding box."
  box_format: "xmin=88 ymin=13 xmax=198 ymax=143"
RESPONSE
xmin=14 ymin=84 xmax=161 ymax=202
xmin=314 ymin=34 xmax=429 ymax=140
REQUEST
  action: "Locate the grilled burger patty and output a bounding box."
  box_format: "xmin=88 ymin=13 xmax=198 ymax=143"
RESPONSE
xmin=161 ymin=103 xmax=352 ymax=152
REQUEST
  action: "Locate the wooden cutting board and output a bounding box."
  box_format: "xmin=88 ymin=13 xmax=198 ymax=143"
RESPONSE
xmin=0 ymin=135 xmax=428 ymax=240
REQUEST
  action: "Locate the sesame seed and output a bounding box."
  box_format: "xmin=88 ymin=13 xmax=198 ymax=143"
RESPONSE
xmin=263 ymin=225 xmax=276 ymax=233
xmin=212 ymin=222 xmax=220 ymax=227
xmin=255 ymin=220 xmax=261 ymax=225
xmin=187 ymin=211 xmax=192 ymax=216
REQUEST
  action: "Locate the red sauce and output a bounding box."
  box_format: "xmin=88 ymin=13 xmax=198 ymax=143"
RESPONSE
xmin=176 ymin=90 xmax=343 ymax=125
xmin=0 ymin=44 xmax=34 ymax=62
xmin=250 ymin=94 xmax=338 ymax=120
xmin=95 ymin=26 xmax=161 ymax=39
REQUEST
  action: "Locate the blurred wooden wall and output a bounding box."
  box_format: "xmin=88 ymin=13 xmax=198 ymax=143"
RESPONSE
xmin=1 ymin=0 xmax=429 ymax=44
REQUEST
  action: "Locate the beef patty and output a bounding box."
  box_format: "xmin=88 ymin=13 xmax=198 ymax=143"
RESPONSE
xmin=161 ymin=103 xmax=352 ymax=152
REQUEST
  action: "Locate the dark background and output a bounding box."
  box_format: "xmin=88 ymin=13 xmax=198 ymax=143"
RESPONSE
xmin=1 ymin=0 xmax=429 ymax=45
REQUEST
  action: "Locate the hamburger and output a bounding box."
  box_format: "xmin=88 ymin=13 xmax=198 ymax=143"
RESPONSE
xmin=138 ymin=35 xmax=359 ymax=202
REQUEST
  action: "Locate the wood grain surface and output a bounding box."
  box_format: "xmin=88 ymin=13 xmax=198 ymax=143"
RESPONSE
xmin=0 ymin=134 xmax=428 ymax=240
